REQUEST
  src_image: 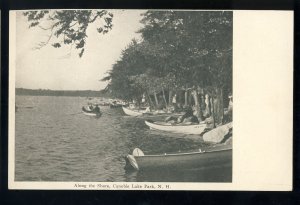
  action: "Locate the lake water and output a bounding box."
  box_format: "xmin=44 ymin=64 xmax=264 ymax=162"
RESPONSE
xmin=15 ymin=95 xmax=231 ymax=182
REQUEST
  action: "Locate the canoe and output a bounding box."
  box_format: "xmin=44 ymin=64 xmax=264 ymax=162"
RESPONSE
xmin=145 ymin=120 xmax=207 ymax=135
xmin=122 ymin=106 xmax=147 ymax=116
xmin=82 ymin=107 xmax=101 ymax=117
xmin=125 ymin=145 xmax=232 ymax=171
xmin=123 ymin=106 xmax=180 ymax=117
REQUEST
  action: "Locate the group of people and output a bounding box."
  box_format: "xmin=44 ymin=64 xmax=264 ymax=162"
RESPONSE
xmin=165 ymin=93 xmax=233 ymax=125
xmin=165 ymin=106 xmax=199 ymax=124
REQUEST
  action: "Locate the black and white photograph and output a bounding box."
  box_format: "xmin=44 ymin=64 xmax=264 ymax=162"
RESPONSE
xmin=9 ymin=10 xmax=293 ymax=190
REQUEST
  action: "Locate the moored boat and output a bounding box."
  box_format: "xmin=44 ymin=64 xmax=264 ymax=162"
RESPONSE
xmin=98 ymin=102 xmax=110 ymax=106
xmin=110 ymin=103 xmax=123 ymax=108
xmin=125 ymin=145 xmax=232 ymax=171
xmin=145 ymin=120 xmax=207 ymax=135
xmin=82 ymin=106 xmax=102 ymax=117
xmin=122 ymin=106 xmax=148 ymax=116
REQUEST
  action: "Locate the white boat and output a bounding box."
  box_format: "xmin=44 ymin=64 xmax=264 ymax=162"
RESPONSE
xmin=82 ymin=107 xmax=101 ymax=117
xmin=122 ymin=106 xmax=148 ymax=116
xmin=145 ymin=120 xmax=207 ymax=135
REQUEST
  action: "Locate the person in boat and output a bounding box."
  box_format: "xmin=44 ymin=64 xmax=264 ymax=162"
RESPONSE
xmin=89 ymin=104 xmax=94 ymax=111
xmin=178 ymin=106 xmax=199 ymax=124
xmin=93 ymin=105 xmax=101 ymax=113
xmin=165 ymin=106 xmax=199 ymax=124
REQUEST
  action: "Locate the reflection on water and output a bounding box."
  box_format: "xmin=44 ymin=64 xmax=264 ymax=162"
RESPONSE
xmin=15 ymin=96 xmax=231 ymax=182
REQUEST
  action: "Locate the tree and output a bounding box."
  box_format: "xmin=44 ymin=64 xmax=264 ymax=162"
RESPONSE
xmin=23 ymin=10 xmax=113 ymax=57
xmin=101 ymin=39 xmax=150 ymax=101
xmin=102 ymin=11 xmax=232 ymax=125
xmin=138 ymin=10 xmax=232 ymax=126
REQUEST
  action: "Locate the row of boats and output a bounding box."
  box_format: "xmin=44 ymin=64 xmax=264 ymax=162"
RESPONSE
xmin=82 ymin=103 xmax=232 ymax=172
xmin=122 ymin=106 xmax=207 ymax=135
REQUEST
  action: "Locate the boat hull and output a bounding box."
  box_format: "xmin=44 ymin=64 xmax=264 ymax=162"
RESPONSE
xmin=82 ymin=107 xmax=101 ymax=117
xmin=126 ymin=148 xmax=232 ymax=171
xmin=122 ymin=106 xmax=144 ymax=116
xmin=145 ymin=120 xmax=207 ymax=135
xmin=82 ymin=112 xmax=101 ymax=117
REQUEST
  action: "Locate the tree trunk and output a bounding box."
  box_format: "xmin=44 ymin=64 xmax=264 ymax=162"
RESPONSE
xmin=191 ymin=90 xmax=204 ymax=122
xmin=154 ymin=92 xmax=159 ymax=107
xmin=184 ymin=90 xmax=188 ymax=107
xmin=162 ymin=89 xmax=168 ymax=107
xmin=169 ymin=90 xmax=173 ymax=105
xmin=188 ymin=91 xmax=193 ymax=106
xmin=178 ymin=90 xmax=184 ymax=107
xmin=147 ymin=92 xmax=154 ymax=109
xmin=212 ymin=87 xmax=224 ymax=127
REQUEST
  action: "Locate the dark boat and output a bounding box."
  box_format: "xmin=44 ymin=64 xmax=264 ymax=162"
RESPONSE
xmin=82 ymin=106 xmax=102 ymax=117
xmin=125 ymin=144 xmax=232 ymax=171
xmin=98 ymin=102 xmax=110 ymax=106
xmin=109 ymin=103 xmax=122 ymax=108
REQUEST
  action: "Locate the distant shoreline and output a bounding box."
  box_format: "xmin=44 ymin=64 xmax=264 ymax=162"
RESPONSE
xmin=16 ymin=88 xmax=108 ymax=97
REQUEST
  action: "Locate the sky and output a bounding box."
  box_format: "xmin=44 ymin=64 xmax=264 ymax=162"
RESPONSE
xmin=15 ymin=10 xmax=145 ymax=90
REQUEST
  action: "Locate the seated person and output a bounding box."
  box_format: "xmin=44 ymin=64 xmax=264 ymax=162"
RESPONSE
xmin=177 ymin=107 xmax=193 ymax=123
xmin=93 ymin=105 xmax=101 ymax=113
xmin=165 ymin=106 xmax=199 ymax=124
xmin=182 ymin=115 xmax=199 ymax=124
xmin=165 ymin=116 xmax=178 ymax=123
xmin=89 ymin=104 xmax=94 ymax=111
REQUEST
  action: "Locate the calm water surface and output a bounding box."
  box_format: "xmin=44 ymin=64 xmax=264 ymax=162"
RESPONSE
xmin=15 ymin=95 xmax=231 ymax=182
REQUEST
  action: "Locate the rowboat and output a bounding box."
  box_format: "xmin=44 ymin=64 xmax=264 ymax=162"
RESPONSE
xmin=82 ymin=107 xmax=101 ymax=117
xmin=122 ymin=106 xmax=181 ymax=118
xmin=125 ymin=145 xmax=232 ymax=171
xmin=122 ymin=106 xmax=148 ymax=116
xmin=145 ymin=120 xmax=207 ymax=135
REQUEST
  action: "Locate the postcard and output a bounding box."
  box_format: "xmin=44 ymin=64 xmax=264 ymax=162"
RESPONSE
xmin=9 ymin=10 xmax=293 ymax=190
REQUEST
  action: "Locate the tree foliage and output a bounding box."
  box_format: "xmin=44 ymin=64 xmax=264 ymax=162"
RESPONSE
xmin=24 ymin=10 xmax=113 ymax=57
xmin=138 ymin=11 xmax=232 ymax=88
xmin=103 ymin=11 xmax=232 ymax=101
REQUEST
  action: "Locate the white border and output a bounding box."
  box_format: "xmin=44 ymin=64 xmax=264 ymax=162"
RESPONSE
xmin=9 ymin=10 xmax=293 ymax=190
